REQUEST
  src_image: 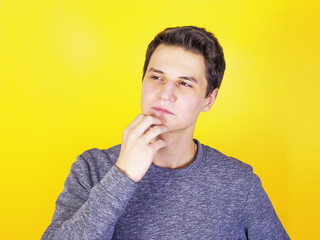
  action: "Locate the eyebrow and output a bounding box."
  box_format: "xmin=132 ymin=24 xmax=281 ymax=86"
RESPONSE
xmin=148 ymin=67 xmax=198 ymax=84
xmin=148 ymin=67 xmax=165 ymax=75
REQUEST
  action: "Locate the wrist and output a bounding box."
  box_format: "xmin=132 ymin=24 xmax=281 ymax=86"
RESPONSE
xmin=115 ymin=163 xmax=140 ymax=183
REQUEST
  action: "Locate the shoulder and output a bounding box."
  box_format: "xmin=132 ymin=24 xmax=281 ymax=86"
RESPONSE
xmin=200 ymin=143 xmax=254 ymax=184
xmin=197 ymin=142 xmax=259 ymax=213
xmin=202 ymin=143 xmax=252 ymax=172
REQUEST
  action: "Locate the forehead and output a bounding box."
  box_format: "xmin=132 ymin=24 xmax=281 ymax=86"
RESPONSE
xmin=147 ymin=44 xmax=207 ymax=79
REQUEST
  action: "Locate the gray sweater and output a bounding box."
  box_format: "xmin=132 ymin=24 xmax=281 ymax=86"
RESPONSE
xmin=42 ymin=140 xmax=290 ymax=239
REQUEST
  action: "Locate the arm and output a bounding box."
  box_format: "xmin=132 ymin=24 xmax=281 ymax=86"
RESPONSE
xmin=244 ymin=174 xmax=290 ymax=240
xmin=42 ymin=114 xmax=168 ymax=239
xmin=41 ymin=155 xmax=138 ymax=240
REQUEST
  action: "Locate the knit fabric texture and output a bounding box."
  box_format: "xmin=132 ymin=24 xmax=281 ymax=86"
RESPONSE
xmin=42 ymin=139 xmax=290 ymax=240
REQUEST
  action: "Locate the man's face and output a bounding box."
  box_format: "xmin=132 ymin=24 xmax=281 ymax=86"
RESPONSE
xmin=141 ymin=44 xmax=217 ymax=134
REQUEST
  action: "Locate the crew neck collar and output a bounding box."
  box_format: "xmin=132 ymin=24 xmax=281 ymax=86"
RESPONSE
xmin=149 ymin=139 xmax=204 ymax=177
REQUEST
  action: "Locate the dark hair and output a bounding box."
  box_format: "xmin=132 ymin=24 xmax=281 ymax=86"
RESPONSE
xmin=142 ymin=26 xmax=226 ymax=98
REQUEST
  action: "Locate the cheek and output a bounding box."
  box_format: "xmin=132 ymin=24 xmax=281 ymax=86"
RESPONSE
xmin=179 ymin=96 xmax=204 ymax=113
xmin=141 ymin=81 xmax=153 ymax=97
xmin=140 ymin=85 xmax=153 ymax=112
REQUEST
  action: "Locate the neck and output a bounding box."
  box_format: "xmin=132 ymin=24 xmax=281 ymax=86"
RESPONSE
xmin=152 ymin=129 xmax=197 ymax=169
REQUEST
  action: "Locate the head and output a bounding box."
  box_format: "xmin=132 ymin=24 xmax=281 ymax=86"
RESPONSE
xmin=142 ymin=26 xmax=226 ymax=98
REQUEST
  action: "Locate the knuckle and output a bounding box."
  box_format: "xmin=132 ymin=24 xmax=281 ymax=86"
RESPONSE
xmin=139 ymin=135 xmax=149 ymax=145
xmin=123 ymin=127 xmax=129 ymax=135
xmin=136 ymin=137 xmax=145 ymax=145
xmin=122 ymin=131 xmax=128 ymax=140
xmin=128 ymin=130 xmax=138 ymax=140
xmin=150 ymin=143 xmax=159 ymax=153
xmin=144 ymin=115 xmax=153 ymax=122
xmin=147 ymin=115 xmax=158 ymax=123
xmin=153 ymin=126 xmax=163 ymax=134
xmin=144 ymin=145 xmax=153 ymax=154
xmin=151 ymin=126 xmax=160 ymax=135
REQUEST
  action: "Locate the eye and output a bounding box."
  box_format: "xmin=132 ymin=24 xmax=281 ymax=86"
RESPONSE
xmin=180 ymin=81 xmax=192 ymax=88
xmin=151 ymin=75 xmax=161 ymax=81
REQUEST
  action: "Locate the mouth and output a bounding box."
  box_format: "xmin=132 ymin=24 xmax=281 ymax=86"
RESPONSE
xmin=152 ymin=106 xmax=174 ymax=115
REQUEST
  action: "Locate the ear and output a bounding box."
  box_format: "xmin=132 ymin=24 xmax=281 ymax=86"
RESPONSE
xmin=202 ymin=88 xmax=219 ymax=112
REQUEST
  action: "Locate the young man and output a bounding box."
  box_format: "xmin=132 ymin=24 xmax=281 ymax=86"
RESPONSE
xmin=42 ymin=26 xmax=290 ymax=239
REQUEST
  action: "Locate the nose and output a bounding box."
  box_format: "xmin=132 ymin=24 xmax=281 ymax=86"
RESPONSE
xmin=157 ymin=81 xmax=177 ymax=102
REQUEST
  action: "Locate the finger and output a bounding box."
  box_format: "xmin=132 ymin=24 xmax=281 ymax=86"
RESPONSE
xmin=131 ymin=115 xmax=162 ymax=138
xmin=127 ymin=114 xmax=145 ymax=130
xmin=141 ymin=125 xmax=169 ymax=144
xmin=150 ymin=139 xmax=167 ymax=153
xmin=122 ymin=114 xmax=145 ymax=140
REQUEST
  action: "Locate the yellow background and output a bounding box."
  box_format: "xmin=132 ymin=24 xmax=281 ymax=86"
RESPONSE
xmin=1 ymin=0 xmax=319 ymax=239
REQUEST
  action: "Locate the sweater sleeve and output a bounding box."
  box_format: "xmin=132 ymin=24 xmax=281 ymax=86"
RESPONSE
xmin=41 ymin=153 xmax=138 ymax=240
xmin=244 ymin=173 xmax=290 ymax=240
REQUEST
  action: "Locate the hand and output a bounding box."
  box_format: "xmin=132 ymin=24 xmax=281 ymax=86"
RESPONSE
xmin=115 ymin=114 xmax=169 ymax=182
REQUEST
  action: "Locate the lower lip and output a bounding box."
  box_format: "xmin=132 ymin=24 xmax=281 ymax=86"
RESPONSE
xmin=152 ymin=107 xmax=173 ymax=115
